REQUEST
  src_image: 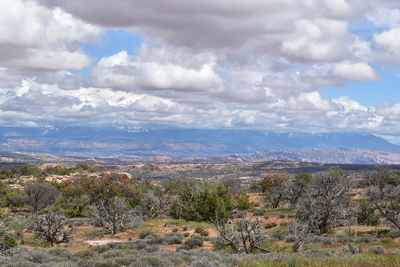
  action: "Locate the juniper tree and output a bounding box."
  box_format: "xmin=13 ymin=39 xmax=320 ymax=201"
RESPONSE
xmin=294 ymin=169 xmax=352 ymax=234
xmin=364 ymin=167 xmax=400 ymax=229
xmin=285 ymin=172 xmax=312 ymax=206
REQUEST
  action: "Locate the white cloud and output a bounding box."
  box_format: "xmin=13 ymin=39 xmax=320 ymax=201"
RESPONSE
xmin=331 ymin=62 xmax=379 ymax=81
xmin=38 ymin=0 xmax=378 ymax=64
xmin=368 ymin=8 xmax=400 ymax=28
xmin=280 ymin=19 xmax=351 ymax=62
xmin=374 ymin=28 xmax=400 ymax=63
xmin=332 ymin=96 xmax=368 ymax=112
xmin=91 ymin=45 xmax=223 ymax=92
xmin=0 ymin=0 xmax=101 ymax=71
xmin=0 ymin=0 xmax=399 ymax=137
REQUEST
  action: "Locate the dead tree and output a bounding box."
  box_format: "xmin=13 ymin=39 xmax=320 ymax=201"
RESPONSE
xmin=213 ymin=217 xmax=270 ymax=254
xmin=90 ymin=197 xmax=142 ymax=235
xmin=32 ymin=209 xmax=72 ymax=246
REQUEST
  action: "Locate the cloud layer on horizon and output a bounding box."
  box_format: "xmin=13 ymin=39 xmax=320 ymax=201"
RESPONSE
xmin=1 ymin=0 xmax=400 ymax=139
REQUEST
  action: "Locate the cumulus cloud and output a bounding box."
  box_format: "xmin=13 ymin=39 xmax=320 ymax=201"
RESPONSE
xmin=368 ymin=8 xmax=400 ymax=28
xmin=331 ymin=62 xmax=379 ymax=81
xmin=37 ymin=0 xmax=378 ymax=63
xmin=0 ymin=0 xmax=101 ymax=71
xmin=91 ymin=45 xmax=223 ymax=92
xmin=374 ymin=28 xmax=400 ymax=63
xmin=0 ymin=0 xmax=399 ymax=138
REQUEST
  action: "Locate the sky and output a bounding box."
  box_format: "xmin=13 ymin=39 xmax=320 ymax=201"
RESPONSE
xmin=1 ymin=0 xmax=400 ymax=141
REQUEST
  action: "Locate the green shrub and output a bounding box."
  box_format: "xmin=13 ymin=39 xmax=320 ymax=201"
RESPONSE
xmin=181 ymin=236 xmax=204 ymax=250
xmin=356 ymin=199 xmax=380 ymax=226
xmin=194 ymin=227 xmax=209 ymax=236
xmin=144 ymin=234 xmax=162 ymax=244
xmin=0 ymin=230 xmax=17 ymax=250
xmin=235 ymin=194 xmax=253 ymax=210
xmin=184 ymin=233 xmax=190 ymax=237
xmin=0 ymin=182 xmax=21 ymax=208
xmin=264 ymin=222 xmax=277 ymax=229
xmin=170 ymin=182 xmax=233 ymax=222
xmin=172 ymin=228 xmax=179 ymax=233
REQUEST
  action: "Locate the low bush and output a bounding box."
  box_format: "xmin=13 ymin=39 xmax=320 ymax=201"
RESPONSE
xmin=368 ymin=246 xmax=385 ymax=254
xmin=0 ymin=230 xmax=17 ymax=251
xmin=144 ymin=234 xmax=162 ymax=244
xmin=252 ymin=209 xmax=265 ymax=216
xmin=342 ymin=243 xmax=363 ymax=254
xmin=388 ymin=229 xmax=400 ymax=239
xmin=146 ymin=244 xmax=160 ymax=252
xmin=271 ymin=232 xmax=285 ymax=241
xmin=180 ymin=236 xmax=204 ymax=250
xmin=139 ymin=230 xmax=154 ymax=239
xmin=381 ymin=237 xmax=394 ymax=243
xmin=195 ymin=227 xmax=209 ymax=236
xmin=356 ymin=234 xmax=375 ymax=243
xmin=233 ymin=211 xmax=246 ymax=218
xmin=264 ymin=222 xmax=277 ymax=229
xmin=130 ymin=255 xmax=174 ymax=267
xmin=284 ymin=235 xmax=296 ymax=243
xmin=163 ymin=233 xmax=184 ymax=245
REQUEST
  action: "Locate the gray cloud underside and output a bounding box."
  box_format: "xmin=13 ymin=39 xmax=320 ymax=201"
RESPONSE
xmin=0 ymin=0 xmax=400 ymax=138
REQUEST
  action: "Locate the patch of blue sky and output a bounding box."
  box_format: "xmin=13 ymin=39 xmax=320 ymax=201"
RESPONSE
xmin=349 ymin=18 xmax=379 ymax=41
xmin=220 ymin=69 xmax=229 ymax=80
xmin=70 ymin=29 xmax=144 ymax=76
xmin=84 ymin=29 xmax=144 ymax=59
xmin=320 ymin=67 xmax=400 ymax=106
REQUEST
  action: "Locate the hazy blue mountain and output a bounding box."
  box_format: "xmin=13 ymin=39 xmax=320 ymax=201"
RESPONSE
xmin=0 ymin=127 xmax=400 ymax=159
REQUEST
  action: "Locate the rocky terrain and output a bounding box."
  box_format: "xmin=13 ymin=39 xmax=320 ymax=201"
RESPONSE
xmin=2 ymin=126 xmax=400 ymax=164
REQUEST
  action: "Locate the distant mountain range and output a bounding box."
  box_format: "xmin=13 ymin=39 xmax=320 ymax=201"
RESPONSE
xmin=1 ymin=126 xmax=400 ymax=164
